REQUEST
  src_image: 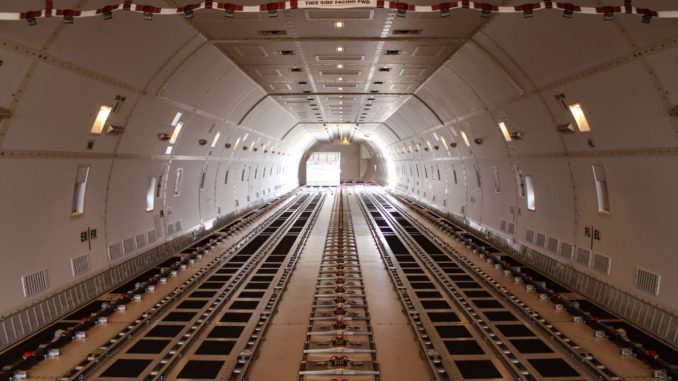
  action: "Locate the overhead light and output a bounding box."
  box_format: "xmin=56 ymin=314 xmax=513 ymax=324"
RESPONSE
xmin=481 ymin=7 xmax=492 ymax=18
xmin=568 ymin=103 xmax=591 ymax=132
xmin=440 ymin=7 xmax=451 ymax=17
xmin=102 ymin=8 xmax=113 ymax=20
xmin=27 ymin=16 xmax=37 ymax=26
xmin=641 ymin=12 xmax=652 ymax=24
xmin=440 ymin=136 xmax=449 ymax=150
xmin=171 ymin=112 xmax=182 ymax=127
xmin=268 ymin=9 xmax=278 ymax=18
xmin=563 ymin=6 xmax=574 ymax=18
xmin=143 ymin=11 xmax=153 ymax=20
xmin=498 ymin=122 xmax=512 ymax=142
xmin=334 ymin=21 xmax=344 ymax=28
xmin=184 ymin=7 xmax=195 ymax=19
xmin=338 ymin=87 xmax=343 ymax=91
xmin=460 ymin=131 xmax=471 ymax=147
xmin=63 ymin=13 xmax=74 ymax=24
xmin=336 ymin=46 xmax=344 ymax=52
xmin=165 ymin=146 xmax=173 ymax=155
xmin=224 ymin=8 xmax=235 ymax=17
xmin=523 ymin=7 xmax=534 ymax=18
xmin=91 ymin=105 xmax=112 ymax=135
xmin=233 ymin=137 xmax=241 ymax=150
xmin=396 ymin=8 xmax=407 ymax=18
xmin=211 ymin=132 xmax=221 ymax=148
xmin=337 ymin=64 xmax=343 ymax=69
xmin=337 ymin=77 xmax=343 ymax=81
xmin=169 ymin=122 xmax=184 ymax=144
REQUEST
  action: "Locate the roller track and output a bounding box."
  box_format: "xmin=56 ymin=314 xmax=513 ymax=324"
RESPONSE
xmin=299 ymin=189 xmax=380 ymax=380
xmin=58 ymin=191 xmax=324 ymax=380
xmin=357 ymin=189 xmax=619 ymax=381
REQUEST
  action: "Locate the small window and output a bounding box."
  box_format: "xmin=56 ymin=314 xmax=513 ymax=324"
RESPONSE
xmin=525 ymin=175 xmax=536 ymax=211
xmin=592 ymin=164 xmax=610 ymax=213
xmin=146 ymin=177 xmax=158 ymax=212
xmin=493 ymin=166 xmax=501 ymax=193
xmin=174 ymin=168 xmax=183 ymax=196
xmin=71 ymin=166 xmax=90 ymax=215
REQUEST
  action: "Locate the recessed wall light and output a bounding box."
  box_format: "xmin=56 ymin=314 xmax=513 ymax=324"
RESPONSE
xmin=568 ymin=103 xmax=591 ymax=132
xmin=91 ymin=105 xmax=112 ymax=135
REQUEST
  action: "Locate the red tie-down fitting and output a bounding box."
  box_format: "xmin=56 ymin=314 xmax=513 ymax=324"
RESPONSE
xmin=333 ymin=319 xmax=347 ymax=330
xmin=332 ymin=336 xmax=348 ymax=346
xmin=330 ymin=355 xmax=349 ymax=368
xmin=22 ymin=351 xmax=37 ymax=359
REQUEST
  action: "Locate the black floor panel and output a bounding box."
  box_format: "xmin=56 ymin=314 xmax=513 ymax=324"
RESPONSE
xmin=199 ymin=282 xmax=224 ymax=289
xmin=409 ymin=281 xmax=436 ymax=289
xmin=230 ymin=300 xmax=260 ymax=309
xmin=402 ymin=268 xmax=425 ymax=274
xmin=190 ymin=291 xmax=217 ymax=298
xmin=177 ymin=360 xmax=224 ymax=379
xmin=529 ymin=359 xmax=580 ymax=377
xmin=455 ymin=281 xmax=482 ymax=289
xmin=208 ymin=325 xmax=245 ymax=338
xmin=127 ymin=339 xmax=170 ymax=354
xmin=445 ymin=340 xmax=485 ymax=355
xmin=450 ymin=275 xmax=474 ymax=282
xmin=195 ymin=340 xmax=236 ymax=355
xmin=421 ymin=300 xmax=451 ymax=310
xmin=443 ymin=268 xmax=466 ymax=274
xmin=220 ymin=312 xmax=253 ymax=322
xmin=256 ymin=268 xmax=279 ymax=274
xmin=252 ymin=275 xmax=275 ymax=282
xmin=63 ymin=301 xmax=107 ymax=320
xmin=244 ymin=282 xmax=270 ymax=289
xmin=435 ymin=325 xmax=472 ymax=338
xmin=471 ymin=299 xmax=504 ymax=309
xmin=145 ymin=325 xmax=184 ymax=337
xmin=455 ymin=360 xmax=502 ymax=379
xmin=239 ymin=291 xmax=265 ymax=298
xmin=484 ymin=311 xmax=518 ymax=321
xmin=416 ymin=291 xmax=442 ymax=299
xmin=496 ymin=324 xmax=535 ymax=337
xmin=510 ymin=339 xmax=554 ymax=354
xmin=207 ymin=275 xmax=231 ymax=282
xmin=428 ymin=312 xmax=460 ymax=323
xmin=163 ymin=312 xmax=197 ymax=322
xmin=406 ymin=275 xmax=431 ymax=282
xmin=177 ymin=300 xmax=208 ymax=309
xmin=463 ymin=290 xmax=492 ymax=298
xmin=100 ymin=359 xmax=152 ymax=378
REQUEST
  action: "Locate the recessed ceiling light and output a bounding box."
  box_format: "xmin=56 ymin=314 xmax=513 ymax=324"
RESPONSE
xmin=338 ymin=87 xmax=343 ymax=91
xmin=334 ymin=21 xmax=344 ymax=28
xmin=337 ymin=77 xmax=343 ymax=81
xmin=336 ymin=46 xmax=344 ymax=52
xmin=337 ymin=64 xmax=343 ymax=69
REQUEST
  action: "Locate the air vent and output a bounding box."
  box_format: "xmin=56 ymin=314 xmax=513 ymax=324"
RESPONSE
xmin=385 ymin=49 xmax=400 ymax=55
xmin=525 ymin=229 xmax=535 ymax=243
xmin=258 ymin=30 xmax=287 ymax=36
xmin=592 ymin=253 xmax=611 ymax=275
xmin=373 ymin=81 xmax=384 ymax=85
xmin=547 ymin=237 xmax=559 ymax=253
xmin=290 ymin=67 xmax=302 ymax=72
xmin=392 ymin=29 xmax=421 ymax=35
xmin=317 ymin=55 xmax=364 ymax=61
xmin=635 ymin=268 xmax=660 ymax=295
xmin=21 ymin=269 xmax=48 ymax=297
xmin=167 ymin=223 xmax=175 ymax=235
xmin=536 ymin=233 xmax=546 ymax=247
xmin=575 ymin=248 xmax=591 ymax=266
xmin=123 ymin=237 xmax=137 ymax=254
xmin=71 ymin=254 xmax=90 ymax=276
xmin=108 ymin=242 xmax=124 ymax=261
xmin=148 ymin=230 xmax=158 ymax=244
xmin=559 ymin=242 xmax=573 ymax=259
xmin=321 ymin=70 xmax=361 ymax=76
xmin=280 ymin=50 xmax=294 ymax=55
xmin=136 ymin=233 xmax=148 ymax=249
xmin=175 ymin=220 xmax=182 ymax=232
xmin=378 ymin=67 xmax=391 ymax=72
xmin=500 ymin=220 xmax=507 ymax=232
xmin=507 ymin=222 xmax=515 ymax=234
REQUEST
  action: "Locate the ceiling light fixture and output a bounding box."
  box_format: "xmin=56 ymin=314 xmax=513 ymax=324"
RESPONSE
xmin=336 ymin=46 xmax=344 ymax=52
xmin=334 ymin=21 xmax=344 ymax=28
xmin=337 ymin=64 xmax=343 ymax=69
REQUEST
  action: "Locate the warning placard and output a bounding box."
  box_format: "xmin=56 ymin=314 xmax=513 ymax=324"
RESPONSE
xmin=298 ymin=0 xmax=376 ymax=9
